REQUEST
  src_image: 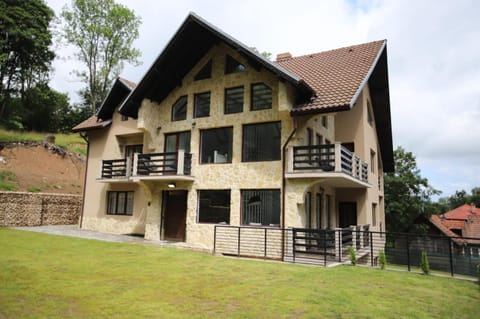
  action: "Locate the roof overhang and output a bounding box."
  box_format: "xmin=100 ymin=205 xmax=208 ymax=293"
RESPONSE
xmin=119 ymin=12 xmax=315 ymax=118
xmin=96 ymin=77 xmax=135 ymax=121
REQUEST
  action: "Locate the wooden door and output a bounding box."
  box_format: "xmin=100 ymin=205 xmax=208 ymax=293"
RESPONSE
xmin=163 ymin=190 xmax=187 ymax=241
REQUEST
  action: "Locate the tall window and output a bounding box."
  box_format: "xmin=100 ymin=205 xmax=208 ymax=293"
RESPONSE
xmin=305 ymin=192 xmax=312 ymax=228
xmin=171 ymin=96 xmax=187 ymax=121
xmin=225 ymin=55 xmax=245 ymax=74
xmin=224 ymin=86 xmax=244 ymax=114
xmin=241 ymin=190 xmax=280 ymax=226
xmin=107 ymin=191 xmax=133 ymax=215
xmin=316 ymin=193 xmax=322 ymax=229
xmin=322 ymin=116 xmax=328 ymax=128
xmin=372 ymin=203 xmax=377 ymax=226
xmin=200 ymin=127 xmax=233 ymax=164
xmin=370 ymin=149 xmax=376 ymax=173
xmin=198 ymin=190 xmax=230 ymax=224
xmin=251 ymin=83 xmax=272 ymax=110
xmin=194 ymin=60 xmax=212 ymax=81
xmin=326 ymin=195 xmax=331 ymax=228
xmin=242 ymin=122 xmax=281 ymax=162
xmin=194 ymin=92 xmax=210 ymax=118
xmin=367 ymin=100 xmax=374 ymax=126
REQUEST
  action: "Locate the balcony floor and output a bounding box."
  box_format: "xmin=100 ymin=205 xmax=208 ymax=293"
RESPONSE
xmin=285 ymin=171 xmax=370 ymax=188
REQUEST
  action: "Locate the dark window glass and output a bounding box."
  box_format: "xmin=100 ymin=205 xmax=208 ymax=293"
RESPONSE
xmin=172 ymin=96 xmax=187 ymax=121
xmin=251 ymin=83 xmax=272 ymax=110
xmin=241 ymin=190 xmax=280 ymax=226
xmin=225 ymin=55 xmax=245 ymax=74
xmin=194 ymin=92 xmax=210 ymax=118
xmin=200 ymin=127 xmax=233 ymax=164
xmin=107 ymin=191 xmax=134 ymax=215
xmin=242 ymin=122 xmax=281 ymax=162
xmin=194 ymin=60 xmax=212 ymax=81
xmin=198 ymin=190 xmax=231 ymax=224
xmin=322 ymin=116 xmax=328 ymax=128
xmin=224 ymin=86 xmax=244 ymax=114
xmin=121 ymin=115 xmax=128 ymax=121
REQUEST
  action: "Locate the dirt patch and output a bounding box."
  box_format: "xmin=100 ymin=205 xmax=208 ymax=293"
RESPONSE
xmin=0 ymin=143 xmax=86 ymax=195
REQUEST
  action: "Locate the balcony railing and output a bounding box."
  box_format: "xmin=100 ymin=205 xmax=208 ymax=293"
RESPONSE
xmin=287 ymin=143 xmax=368 ymax=183
xmin=99 ymin=150 xmax=192 ymax=181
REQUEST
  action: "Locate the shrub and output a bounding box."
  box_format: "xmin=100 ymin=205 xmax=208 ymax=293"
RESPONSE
xmin=349 ymin=246 xmax=357 ymax=266
xmin=420 ymin=251 xmax=430 ymax=275
xmin=379 ymin=250 xmax=387 ymax=270
xmin=0 ymin=170 xmax=17 ymax=191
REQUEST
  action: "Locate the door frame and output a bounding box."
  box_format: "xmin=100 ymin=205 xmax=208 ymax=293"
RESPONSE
xmin=161 ymin=190 xmax=188 ymax=241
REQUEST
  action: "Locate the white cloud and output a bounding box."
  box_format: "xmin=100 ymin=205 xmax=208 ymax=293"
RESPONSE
xmin=46 ymin=0 xmax=480 ymax=197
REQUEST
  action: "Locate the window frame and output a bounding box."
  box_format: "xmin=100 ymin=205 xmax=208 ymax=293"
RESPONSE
xmin=107 ymin=191 xmax=134 ymax=216
xmin=251 ymin=83 xmax=272 ymax=111
xmin=194 ymin=92 xmax=211 ymax=118
xmin=224 ymin=86 xmax=244 ymax=114
xmin=241 ymin=189 xmax=281 ymax=227
xmin=171 ymin=95 xmax=188 ymax=121
xmin=197 ymin=190 xmax=231 ymax=224
xmin=199 ymin=127 xmax=233 ymax=164
xmin=242 ymin=121 xmax=281 ymax=162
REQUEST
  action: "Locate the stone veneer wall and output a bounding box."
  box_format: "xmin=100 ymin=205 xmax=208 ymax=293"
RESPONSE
xmin=0 ymin=191 xmax=82 ymax=226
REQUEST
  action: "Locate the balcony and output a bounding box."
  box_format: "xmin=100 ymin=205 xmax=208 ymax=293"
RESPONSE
xmin=285 ymin=143 xmax=369 ymax=188
xmin=98 ymin=150 xmax=194 ymax=183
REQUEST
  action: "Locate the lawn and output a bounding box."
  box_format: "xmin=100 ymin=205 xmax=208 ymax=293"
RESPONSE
xmin=0 ymin=228 xmax=478 ymax=319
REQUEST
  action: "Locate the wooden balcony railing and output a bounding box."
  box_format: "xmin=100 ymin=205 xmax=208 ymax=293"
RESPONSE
xmin=287 ymin=143 xmax=368 ymax=183
xmin=100 ymin=150 xmax=192 ymax=180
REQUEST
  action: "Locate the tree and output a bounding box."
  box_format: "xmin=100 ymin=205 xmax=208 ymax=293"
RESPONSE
xmin=0 ymin=0 xmax=55 ymax=120
xmin=60 ymin=0 xmax=141 ymax=114
xmin=384 ymin=147 xmax=440 ymax=233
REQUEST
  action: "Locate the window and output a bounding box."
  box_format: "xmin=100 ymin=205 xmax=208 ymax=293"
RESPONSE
xmin=224 ymin=86 xmax=244 ymax=114
xmin=322 ymin=116 xmax=328 ymax=128
xmin=367 ymin=100 xmax=374 ymax=126
xmin=172 ymin=96 xmax=187 ymax=121
xmin=242 ymin=122 xmax=281 ymax=162
xmin=316 ymin=193 xmax=322 ymax=229
xmin=370 ymin=149 xmax=376 ymax=173
xmin=194 ymin=92 xmax=210 ymax=118
xmin=225 ymin=55 xmax=245 ymax=74
xmin=306 ymin=192 xmax=312 ymax=228
xmin=194 ymin=59 xmax=212 ymax=81
xmin=316 ymin=133 xmax=323 ymax=146
xmin=251 ymin=83 xmax=272 ymax=110
xmin=121 ymin=115 xmax=128 ymax=121
xmin=200 ymin=127 xmax=233 ymax=164
xmin=107 ymin=191 xmax=133 ymax=215
xmin=241 ymin=190 xmax=280 ymax=226
xmin=326 ymin=195 xmax=331 ymax=228
xmin=372 ymin=203 xmax=377 ymax=226
xmin=198 ymin=190 xmax=230 ymax=224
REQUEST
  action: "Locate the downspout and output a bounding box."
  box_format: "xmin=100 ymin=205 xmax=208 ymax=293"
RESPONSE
xmin=281 ymin=116 xmax=298 ymax=261
xmin=78 ymin=132 xmax=89 ymax=229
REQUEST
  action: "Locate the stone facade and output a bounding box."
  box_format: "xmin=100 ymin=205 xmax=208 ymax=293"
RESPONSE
xmin=0 ymin=191 xmax=81 ymax=226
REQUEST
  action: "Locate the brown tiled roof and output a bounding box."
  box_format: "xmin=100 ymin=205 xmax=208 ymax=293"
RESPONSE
xmin=429 ymin=215 xmax=465 ymax=245
xmin=72 ymin=116 xmax=112 ymax=133
xmin=429 ymin=204 xmax=480 ymax=244
xmin=276 ymin=40 xmax=385 ymax=114
xmin=443 ymin=204 xmax=480 ymax=220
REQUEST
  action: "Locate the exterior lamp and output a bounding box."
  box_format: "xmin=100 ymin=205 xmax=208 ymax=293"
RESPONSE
xmin=168 ymin=182 xmax=176 ymax=188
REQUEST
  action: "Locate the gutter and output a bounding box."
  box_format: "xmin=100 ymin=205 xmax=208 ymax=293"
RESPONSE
xmin=78 ymin=132 xmax=89 ymax=229
xmin=281 ymin=116 xmax=298 ymax=261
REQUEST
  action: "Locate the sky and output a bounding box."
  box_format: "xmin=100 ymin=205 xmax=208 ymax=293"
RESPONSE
xmin=46 ymin=0 xmax=480 ymax=199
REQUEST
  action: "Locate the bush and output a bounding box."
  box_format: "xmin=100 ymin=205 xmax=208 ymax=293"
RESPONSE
xmin=379 ymin=250 xmax=387 ymax=270
xmin=420 ymin=251 xmax=430 ymax=275
xmin=349 ymin=246 xmax=357 ymax=266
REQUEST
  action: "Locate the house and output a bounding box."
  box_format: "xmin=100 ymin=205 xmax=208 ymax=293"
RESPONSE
xmin=73 ymin=13 xmax=394 ymax=259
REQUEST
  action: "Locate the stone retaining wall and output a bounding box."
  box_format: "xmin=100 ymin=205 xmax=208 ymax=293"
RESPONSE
xmin=0 ymin=192 xmax=82 ymax=226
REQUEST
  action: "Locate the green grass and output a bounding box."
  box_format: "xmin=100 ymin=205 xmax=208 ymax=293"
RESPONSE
xmin=0 ymin=170 xmax=17 ymax=191
xmin=0 ymin=128 xmax=86 ymax=155
xmin=0 ymin=229 xmax=478 ymax=319
xmin=26 ymin=186 xmax=42 ymax=193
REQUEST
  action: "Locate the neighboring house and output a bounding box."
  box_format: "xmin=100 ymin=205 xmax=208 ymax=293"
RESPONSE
xmin=426 ymin=204 xmax=480 ymax=256
xmin=73 ymin=13 xmax=394 ymax=255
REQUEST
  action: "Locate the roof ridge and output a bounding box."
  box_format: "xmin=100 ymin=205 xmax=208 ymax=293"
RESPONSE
xmin=285 ymin=39 xmax=386 ymax=60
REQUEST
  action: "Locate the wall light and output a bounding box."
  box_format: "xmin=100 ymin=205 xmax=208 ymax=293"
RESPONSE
xmin=168 ymin=182 xmax=176 ymax=188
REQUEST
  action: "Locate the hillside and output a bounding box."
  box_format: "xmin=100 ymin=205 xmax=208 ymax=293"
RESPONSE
xmin=0 ymin=143 xmax=86 ymax=195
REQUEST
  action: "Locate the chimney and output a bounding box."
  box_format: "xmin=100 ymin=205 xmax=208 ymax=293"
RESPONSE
xmin=276 ymin=52 xmax=292 ymax=62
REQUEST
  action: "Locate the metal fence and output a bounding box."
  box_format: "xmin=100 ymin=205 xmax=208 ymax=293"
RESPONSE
xmin=213 ymin=225 xmax=480 ymax=277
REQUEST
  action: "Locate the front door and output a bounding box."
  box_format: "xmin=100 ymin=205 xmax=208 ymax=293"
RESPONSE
xmin=163 ymin=190 xmax=188 ymax=241
xmin=339 ymin=202 xmax=357 ymax=228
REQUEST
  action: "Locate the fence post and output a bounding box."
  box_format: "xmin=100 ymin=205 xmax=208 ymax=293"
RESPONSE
xmin=324 ymin=230 xmax=327 ymax=267
xmin=406 ymin=234 xmax=411 ymax=272
xmin=448 ymin=237 xmax=454 ymax=277
xmin=213 ymin=226 xmax=217 ymax=255
xmin=292 ymin=229 xmax=296 ymax=263
xmin=237 ymin=227 xmax=241 ymax=257
xmin=370 ymin=231 xmax=374 ymax=267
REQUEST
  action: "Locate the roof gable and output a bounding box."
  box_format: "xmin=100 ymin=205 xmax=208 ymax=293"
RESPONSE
xmin=119 ymin=13 xmax=314 ymax=118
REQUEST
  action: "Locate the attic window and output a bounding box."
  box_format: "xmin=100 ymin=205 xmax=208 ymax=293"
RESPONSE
xmin=172 ymin=96 xmax=187 ymax=121
xmin=194 ymin=60 xmax=212 ymax=81
xmin=367 ymin=100 xmax=374 ymax=126
xmin=251 ymin=83 xmax=272 ymax=110
xmin=225 ymin=55 xmax=245 ymax=74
